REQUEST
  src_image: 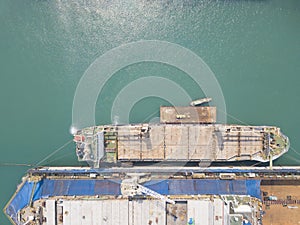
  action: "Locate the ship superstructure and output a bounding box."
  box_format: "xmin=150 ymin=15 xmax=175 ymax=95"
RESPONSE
xmin=74 ymin=105 xmax=289 ymax=168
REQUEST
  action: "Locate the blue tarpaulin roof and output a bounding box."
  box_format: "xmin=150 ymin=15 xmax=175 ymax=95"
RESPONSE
xmin=33 ymin=179 xmax=122 ymax=200
xmin=143 ymin=179 xmax=261 ymax=199
xmin=5 ymin=181 xmax=35 ymax=224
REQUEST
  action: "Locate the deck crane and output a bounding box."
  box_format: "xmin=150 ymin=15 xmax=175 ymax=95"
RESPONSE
xmin=120 ymin=175 xmax=175 ymax=204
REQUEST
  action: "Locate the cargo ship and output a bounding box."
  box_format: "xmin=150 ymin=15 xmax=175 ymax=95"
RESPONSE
xmin=74 ymin=104 xmax=289 ymax=168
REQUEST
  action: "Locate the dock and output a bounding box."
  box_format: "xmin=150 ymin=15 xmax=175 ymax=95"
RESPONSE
xmin=261 ymin=181 xmax=300 ymax=225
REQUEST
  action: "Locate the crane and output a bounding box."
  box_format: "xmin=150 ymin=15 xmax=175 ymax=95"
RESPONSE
xmin=136 ymin=184 xmax=175 ymax=204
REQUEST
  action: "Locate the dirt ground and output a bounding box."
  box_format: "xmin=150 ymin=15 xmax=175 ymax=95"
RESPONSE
xmin=261 ymin=185 xmax=300 ymax=225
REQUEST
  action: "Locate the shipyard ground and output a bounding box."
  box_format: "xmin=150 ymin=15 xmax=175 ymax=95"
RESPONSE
xmin=261 ymin=183 xmax=300 ymax=225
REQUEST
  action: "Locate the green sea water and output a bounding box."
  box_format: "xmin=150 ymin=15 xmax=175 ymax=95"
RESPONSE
xmin=1 ymin=0 xmax=300 ymax=224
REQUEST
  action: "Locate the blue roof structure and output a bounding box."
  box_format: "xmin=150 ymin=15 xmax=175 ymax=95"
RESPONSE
xmin=143 ymin=179 xmax=261 ymax=198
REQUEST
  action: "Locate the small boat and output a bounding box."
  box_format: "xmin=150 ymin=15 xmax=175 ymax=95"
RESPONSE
xmin=190 ymin=97 xmax=212 ymax=106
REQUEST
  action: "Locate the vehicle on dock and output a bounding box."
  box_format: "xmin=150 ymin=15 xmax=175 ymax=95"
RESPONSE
xmin=268 ymin=196 xmax=278 ymax=201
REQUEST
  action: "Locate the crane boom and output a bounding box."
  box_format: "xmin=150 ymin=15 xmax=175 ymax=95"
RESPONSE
xmin=137 ymin=184 xmax=175 ymax=204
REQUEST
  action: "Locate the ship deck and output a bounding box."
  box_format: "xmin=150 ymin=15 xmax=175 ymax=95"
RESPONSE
xmin=160 ymin=106 xmax=216 ymax=124
xmin=116 ymin=124 xmax=265 ymax=161
xmin=17 ymin=195 xmax=260 ymax=225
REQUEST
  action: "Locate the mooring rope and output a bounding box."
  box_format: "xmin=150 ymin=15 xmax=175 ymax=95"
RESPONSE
xmin=34 ymin=139 xmax=73 ymax=166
